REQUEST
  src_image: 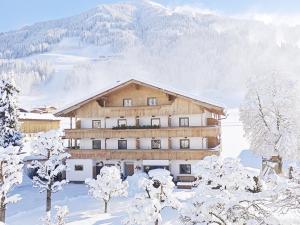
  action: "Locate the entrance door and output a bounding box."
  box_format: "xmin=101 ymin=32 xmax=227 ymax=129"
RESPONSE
xmin=125 ymin=163 xmax=134 ymax=177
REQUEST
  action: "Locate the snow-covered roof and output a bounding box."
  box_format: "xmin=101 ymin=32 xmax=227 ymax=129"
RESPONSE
xmin=55 ymin=78 xmax=225 ymax=116
xmin=19 ymin=112 xmax=60 ymax=121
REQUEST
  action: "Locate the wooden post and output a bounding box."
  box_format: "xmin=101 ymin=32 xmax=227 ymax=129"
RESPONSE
xmin=136 ymin=138 xmax=140 ymax=149
xmin=168 ymin=137 xmax=172 ymax=149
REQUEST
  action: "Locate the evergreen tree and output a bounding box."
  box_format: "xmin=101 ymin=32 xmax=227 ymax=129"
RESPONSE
xmin=0 ymin=79 xmax=22 ymax=148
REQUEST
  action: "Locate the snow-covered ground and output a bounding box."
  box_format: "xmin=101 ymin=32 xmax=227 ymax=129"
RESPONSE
xmin=6 ymin=172 xmax=300 ymax=225
xmin=6 ymin=173 xmax=192 ymax=225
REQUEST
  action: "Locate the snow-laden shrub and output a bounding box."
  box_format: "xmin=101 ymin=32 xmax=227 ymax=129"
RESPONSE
xmin=86 ymin=166 xmax=128 ymax=213
xmin=127 ymin=172 xmax=148 ymax=197
xmin=123 ymin=169 xmax=180 ymax=225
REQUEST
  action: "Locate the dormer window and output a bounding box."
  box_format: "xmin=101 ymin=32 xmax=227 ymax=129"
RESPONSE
xmin=147 ymin=97 xmax=157 ymax=106
xmin=123 ymin=99 xmax=132 ymax=107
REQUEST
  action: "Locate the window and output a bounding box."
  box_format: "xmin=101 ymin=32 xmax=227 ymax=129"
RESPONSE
xmin=151 ymin=139 xmax=161 ymax=149
xmin=118 ymin=119 xmax=127 ymax=127
xmin=75 ymin=165 xmax=84 ymax=171
xmin=92 ymin=120 xmax=101 ymax=128
xmin=180 ymin=164 xmax=191 ymax=174
xmin=123 ymin=99 xmax=132 ymax=107
xmin=147 ymin=97 xmax=157 ymax=106
xmin=92 ymin=140 xmax=101 ymax=149
xmin=151 ymin=118 xmax=160 ymax=127
xmin=118 ymin=140 xmax=127 ymax=149
xmin=179 ymin=117 xmax=189 ymax=127
xmin=180 ymin=139 xmax=190 ymax=149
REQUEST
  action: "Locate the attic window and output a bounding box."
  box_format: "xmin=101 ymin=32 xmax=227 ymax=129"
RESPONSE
xmin=147 ymin=97 xmax=157 ymax=106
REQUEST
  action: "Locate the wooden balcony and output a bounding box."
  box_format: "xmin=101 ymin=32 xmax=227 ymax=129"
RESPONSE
xmin=64 ymin=126 xmax=220 ymax=139
xmin=67 ymin=149 xmax=220 ymax=160
xmin=207 ymin=118 xmax=220 ymax=126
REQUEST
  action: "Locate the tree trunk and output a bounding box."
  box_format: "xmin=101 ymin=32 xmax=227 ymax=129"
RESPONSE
xmin=0 ymin=199 xmax=6 ymax=223
xmin=104 ymin=201 xmax=108 ymax=213
xmin=46 ymin=189 xmax=52 ymax=212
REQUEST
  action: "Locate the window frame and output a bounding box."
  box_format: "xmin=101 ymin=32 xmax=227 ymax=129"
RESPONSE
xmin=151 ymin=118 xmax=161 ymax=127
xmin=179 ymin=164 xmax=191 ymax=174
xmin=151 ymin=139 xmax=161 ymax=149
xmin=118 ymin=140 xmax=127 ymax=150
xmin=92 ymin=120 xmax=101 ymax=128
xmin=180 ymin=139 xmax=190 ymax=149
xmin=92 ymin=140 xmax=102 ymax=149
xmin=75 ymin=165 xmax=84 ymax=171
xmin=179 ymin=117 xmax=189 ymax=127
xmin=118 ymin=119 xmax=127 ymax=127
xmin=147 ymin=97 xmax=157 ymax=106
xmin=123 ymin=98 xmax=132 ymax=107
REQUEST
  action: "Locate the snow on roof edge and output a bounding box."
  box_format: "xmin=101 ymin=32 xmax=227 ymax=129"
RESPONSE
xmin=55 ymin=77 xmax=226 ymax=116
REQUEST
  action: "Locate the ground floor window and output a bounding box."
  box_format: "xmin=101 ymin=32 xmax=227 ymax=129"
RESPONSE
xmin=143 ymin=165 xmax=169 ymax=173
xmin=92 ymin=140 xmax=101 ymax=149
xmin=75 ymin=165 xmax=84 ymax=171
xmin=180 ymin=164 xmax=191 ymax=174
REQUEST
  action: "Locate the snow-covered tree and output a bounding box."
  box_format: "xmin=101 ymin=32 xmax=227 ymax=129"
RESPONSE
xmin=85 ymin=166 xmax=128 ymax=213
xmin=0 ymin=79 xmax=22 ymax=148
xmin=240 ymin=72 xmax=300 ymax=172
xmin=0 ymin=146 xmax=23 ymax=223
xmin=123 ymin=169 xmax=180 ymax=225
xmin=29 ymin=130 xmax=70 ymax=215
xmin=180 ymin=156 xmax=279 ymax=225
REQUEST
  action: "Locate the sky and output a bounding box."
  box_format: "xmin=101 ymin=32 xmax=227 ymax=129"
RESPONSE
xmin=1 ymin=0 xmax=300 ymax=32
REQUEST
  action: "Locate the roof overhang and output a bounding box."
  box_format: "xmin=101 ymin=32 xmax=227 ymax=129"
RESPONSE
xmin=55 ymin=79 xmax=225 ymax=117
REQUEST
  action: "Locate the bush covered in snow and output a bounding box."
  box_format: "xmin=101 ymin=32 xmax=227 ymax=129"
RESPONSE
xmin=86 ymin=166 xmax=128 ymax=213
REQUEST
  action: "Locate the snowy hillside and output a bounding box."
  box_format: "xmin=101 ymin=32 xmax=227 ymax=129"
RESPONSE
xmin=1 ymin=1 xmax=300 ymax=108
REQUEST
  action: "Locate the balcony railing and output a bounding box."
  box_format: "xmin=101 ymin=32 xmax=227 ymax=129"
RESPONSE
xmin=64 ymin=126 xmax=220 ymax=139
xmin=67 ymin=148 xmax=220 ymax=160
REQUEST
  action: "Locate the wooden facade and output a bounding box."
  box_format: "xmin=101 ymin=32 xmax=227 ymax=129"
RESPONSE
xmin=55 ymin=79 xmax=225 ymax=161
xmin=64 ymin=126 xmax=220 ymax=139
xmin=20 ymin=119 xmax=60 ymax=134
xmin=68 ymin=149 xmax=220 ymax=160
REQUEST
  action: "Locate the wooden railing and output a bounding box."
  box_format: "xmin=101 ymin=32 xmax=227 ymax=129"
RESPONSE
xmin=207 ymin=118 xmax=220 ymax=126
xmin=64 ymin=126 xmax=220 ymax=139
xmin=67 ymin=149 xmax=220 ymax=160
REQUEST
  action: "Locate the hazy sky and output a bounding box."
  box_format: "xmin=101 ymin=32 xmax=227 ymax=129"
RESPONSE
xmin=1 ymin=0 xmax=300 ymax=32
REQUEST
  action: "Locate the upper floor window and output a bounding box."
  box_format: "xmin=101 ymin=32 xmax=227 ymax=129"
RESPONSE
xmin=123 ymin=98 xmax=132 ymax=107
xmin=180 ymin=139 xmax=190 ymax=149
xmin=92 ymin=140 xmax=101 ymax=149
xmin=92 ymin=120 xmax=101 ymax=128
xmin=179 ymin=117 xmax=189 ymax=127
xmin=147 ymin=97 xmax=157 ymax=106
xmin=118 ymin=140 xmax=127 ymax=149
xmin=151 ymin=118 xmax=160 ymax=127
xmin=151 ymin=139 xmax=161 ymax=149
xmin=118 ymin=119 xmax=127 ymax=127
xmin=75 ymin=165 xmax=84 ymax=171
xmin=180 ymin=164 xmax=191 ymax=174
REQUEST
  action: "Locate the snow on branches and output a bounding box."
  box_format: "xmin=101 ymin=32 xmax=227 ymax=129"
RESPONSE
xmin=123 ymin=169 xmax=180 ymax=225
xmin=0 ymin=146 xmax=23 ymax=222
xmin=240 ymin=72 xmax=300 ymax=161
xmin=29 ymin=130 xmax=70 ymax=212
xmin=30 ymin=130 xmax=69 ymax=193
xmin=180 ymin=156 xmax=279 ymax=225
xmin=0 ymin=79 xmax=22 ymax=148
xmin=85 ymin=166 xmax=128 ymax=213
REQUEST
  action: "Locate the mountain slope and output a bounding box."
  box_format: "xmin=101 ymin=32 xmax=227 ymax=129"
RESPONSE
xmin=1 ymin=1 xmax=300 ymax=108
